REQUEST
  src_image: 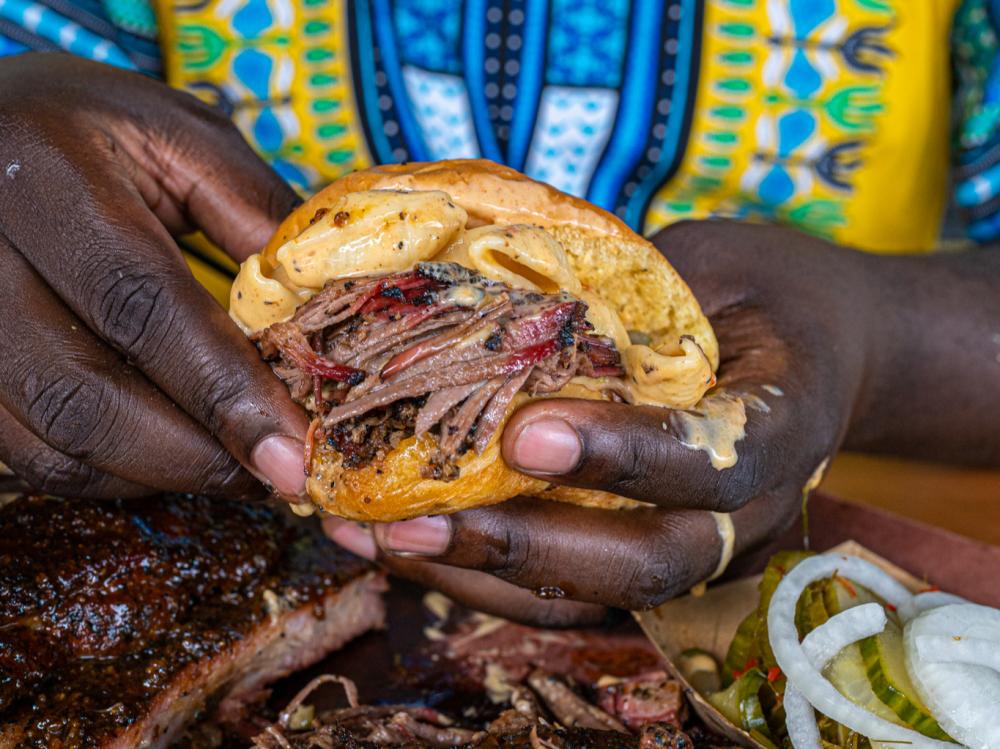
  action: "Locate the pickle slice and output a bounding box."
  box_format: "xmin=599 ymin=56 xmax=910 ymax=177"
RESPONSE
xmin=826 ymin=641 xmax=909 ymax=726
xmin=755 ymin=551 xmax=814 ymax=672
xmin=708 ymin=669 xmax=774 ymax=739
xmin=722 ymin=611 xmax=760 ymax=687
xmin=859 ymin=622 xmax=953 ymax=740
xmin=796 ymin=580 xmax=832 ymax=638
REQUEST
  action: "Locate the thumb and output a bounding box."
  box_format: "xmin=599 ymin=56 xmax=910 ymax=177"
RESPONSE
xmin=500 ymin=392 xmax=807 ymax=512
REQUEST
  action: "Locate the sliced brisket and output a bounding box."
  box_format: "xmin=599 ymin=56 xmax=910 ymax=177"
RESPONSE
xmin=254 ymin=262 xmax=623 ymax=481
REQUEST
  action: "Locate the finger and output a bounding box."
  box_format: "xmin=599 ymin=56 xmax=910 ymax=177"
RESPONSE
xmin=367 ymin=493 xmax=794 ymax=611
xmin=0 ymin=405 xmax=154 ymax=498
xmin=500 ymin=394 xmax=796 ymax=512
xmin=108 ymin=88 xmax=301 ymax=260
xmin=321 ymin=517 xmax=607 ymax=628
xmin=0 ymin=240 xmax=264 ymax=496
xmin=0 ymin=54 xmax=300 ymax=261
xmin=379 ymin=560 xmax=610 ymax=628
xmin=0 ymin=154 xmax=310 ymax=498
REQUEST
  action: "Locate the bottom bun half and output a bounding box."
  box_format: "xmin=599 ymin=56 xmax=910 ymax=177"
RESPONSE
xmin=307 ymin=393 xmax=646 ymax=521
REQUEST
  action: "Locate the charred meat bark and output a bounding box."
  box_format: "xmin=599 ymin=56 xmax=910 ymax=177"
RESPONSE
xmin=254 ymin=262 xmax=623 ymax=481
xmin=0 ymin=495 xmax=385 ymax=749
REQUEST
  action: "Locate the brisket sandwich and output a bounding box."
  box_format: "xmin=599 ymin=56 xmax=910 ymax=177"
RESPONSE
xmin=230 ymin=160 xmax=718 ymax=521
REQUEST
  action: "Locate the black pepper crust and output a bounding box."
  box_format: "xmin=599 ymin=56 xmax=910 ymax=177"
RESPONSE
xmin=0 ymin=494 xmax=372 ymax=748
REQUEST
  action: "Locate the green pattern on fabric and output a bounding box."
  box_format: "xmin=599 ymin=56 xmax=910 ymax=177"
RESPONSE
xmin=101 ymin=0 xmax=159 ymax=37
xmin=952 ymin=0 xmax=1000 ymax=149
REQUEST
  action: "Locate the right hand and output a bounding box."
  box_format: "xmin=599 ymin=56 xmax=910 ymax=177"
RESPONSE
xmin=0 ymin=53 xmax=310 ymax=500
xmin=325 ymin=219 xmax=881 ymax=624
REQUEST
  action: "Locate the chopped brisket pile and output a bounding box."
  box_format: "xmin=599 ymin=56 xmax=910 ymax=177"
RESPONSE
xmin=254 ymin=262 xmax=623 ymax=480
xmin=251 ymin=672 xmax=714 ymax=749
xmin=250 ymin=598 xmax=736 ymax=749
xmin=0 ymin=495 xmax=385 ymax=749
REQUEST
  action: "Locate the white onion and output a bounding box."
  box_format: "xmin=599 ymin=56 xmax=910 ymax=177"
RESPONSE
xmin=784 ymin=687 xmax=821 ymax=749
xmin=905 ymin=603 xmax=1000 ymax=749
xmin=898 ymin=592 xmax=968 ymax=624
xmin=803 ymin=604 xmax=887 ymax=665
xmin=914 ymin=635 xmax=1000 ymax=673
xmin=767 ymin=554 xmax=956 ymax=748
xmin=784 ymin=604 xmax=888 ymax=749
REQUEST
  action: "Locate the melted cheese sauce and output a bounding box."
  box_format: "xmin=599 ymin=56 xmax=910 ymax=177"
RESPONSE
xmin=671 ymin=390 xmax=748 ymax=470
xmin=230 ymin=188 xmax=717 ymax=411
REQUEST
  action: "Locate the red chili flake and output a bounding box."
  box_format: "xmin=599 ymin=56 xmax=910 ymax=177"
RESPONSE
xmin=767 ymin=667 xmax=782 ymax=683
xmin=924 ymin=585 xmax=940 ymax=593
xmin=732 ymin=657 xmax=759 ymax=681
xmin=886 ymin=603 xmax=897 ymax=612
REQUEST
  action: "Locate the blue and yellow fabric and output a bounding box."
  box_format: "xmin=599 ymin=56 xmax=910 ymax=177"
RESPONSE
xmin=5 ymin=0 xmax=1000 ymax=264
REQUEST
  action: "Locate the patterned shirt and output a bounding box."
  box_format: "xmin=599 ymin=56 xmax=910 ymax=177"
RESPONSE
xmin=3 ymin=0 xmax=1000 ymax=261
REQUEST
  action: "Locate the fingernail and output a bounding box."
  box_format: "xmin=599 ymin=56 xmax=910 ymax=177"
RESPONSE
xmin=322 ymin=517 xmax=376 ymax=561
xmin=251 ymin=435 xmax=306 ymax=498
xmin=509 ymin=418 xmax=582 ymax=475
xmin=375 ymin=516 xmax=451 ymax=556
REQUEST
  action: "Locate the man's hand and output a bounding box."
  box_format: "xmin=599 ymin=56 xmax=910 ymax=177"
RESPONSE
xmin=0 ymin=53 xmax=308 ymax=499
xmin=327 ymin=220 xmax=1000 ymax=624
xmin=324 ymin=220 xmax=884 ymax=623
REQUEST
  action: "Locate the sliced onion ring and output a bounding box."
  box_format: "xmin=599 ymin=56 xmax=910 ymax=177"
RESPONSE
xmin=898 ymin=592 xmax=968 ymax=624
xmin=914 ymin=635 xmax=1000 ymax=673
xmin=905 ymin=603 xmax=1000 ymax=748
xmin=767 ymin=554 xmax=956 ymax=748
xmin=785 ymin=604 xmax=888 ymax=749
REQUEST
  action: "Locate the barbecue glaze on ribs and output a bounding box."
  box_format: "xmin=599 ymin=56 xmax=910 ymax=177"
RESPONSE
xmin=0 ymin=495 xmax=385 ymax=749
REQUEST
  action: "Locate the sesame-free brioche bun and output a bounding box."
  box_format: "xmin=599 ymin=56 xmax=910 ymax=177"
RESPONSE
xmin=257 ymin=160 xmax=717 ymax=521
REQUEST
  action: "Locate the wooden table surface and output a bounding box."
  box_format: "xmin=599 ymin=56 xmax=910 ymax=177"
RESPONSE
xmin=821 ymin=452 xmax=1000 ymax=546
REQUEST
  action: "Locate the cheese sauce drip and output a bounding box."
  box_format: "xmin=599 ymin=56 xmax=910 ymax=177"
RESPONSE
xmin=671 ymin=390 xmax=749 ymax=470
xmin=230 ymin=188 xmax=716 ymax=411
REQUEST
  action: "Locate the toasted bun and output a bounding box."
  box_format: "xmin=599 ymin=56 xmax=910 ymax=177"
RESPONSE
xmin=262 ymin=160 xmax=717 ymax=521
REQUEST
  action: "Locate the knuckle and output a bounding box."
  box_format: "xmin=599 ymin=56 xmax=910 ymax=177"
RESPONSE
xmin=607 ymin=429 xmax=669 ymax=498
xmin=23 ymin=370 xmax=116 ymax=461
xmin=196 ymin=452 xmax=254 ymax=496
xmin=712 ymin=449 xmax=767 ymax=511
xmin=492 ymin=517 xmax=535 ymax=579
xmin=620 ymin=525 xmax=698 ymax=609
xmin=90 ymin=261 xmax=178 ymax=360
xmin=469 ymin=509 xmax=547 ymax=583
xmin=183 ymin=353 xmax=251 ymax=434
xmin=16 ymin=445 xmax=109 ymax=497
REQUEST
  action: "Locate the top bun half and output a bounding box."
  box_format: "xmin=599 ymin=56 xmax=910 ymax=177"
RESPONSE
xmin=262 ymin=159 xmax=718 ymax=371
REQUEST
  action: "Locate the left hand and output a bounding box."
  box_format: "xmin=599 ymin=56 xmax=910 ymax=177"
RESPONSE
xmin=324 ymin=220 xmax=879 ymax=625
